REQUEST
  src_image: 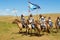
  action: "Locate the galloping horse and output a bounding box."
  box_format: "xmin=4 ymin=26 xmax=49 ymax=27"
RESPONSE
xmin=12 ymin=19 xmax=37 ymax=35
xmin=12 ymin=19 xmax=28 ymax=33
xmin=34 ymin=19 xmax=50 ymax=34
xmin=34 ymin=20 xmax=41 ymax=35
xmin=26 ymin=19 xmax=36 ymax=34
xmin=46 ymin=17 xmax=53 ymax=29
xmin=46 ymin=20 xmax=53 ymax=33
xmin=27 ymin=19 xmax=41 ymax=35
xmin=40 ymin=20 xmax=50 ymax=33
xmin=39 ymin=14 xmax=50 ymax=33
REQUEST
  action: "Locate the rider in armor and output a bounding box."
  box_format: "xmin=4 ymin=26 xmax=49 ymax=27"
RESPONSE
xmin=57 ymin=17 xmax=60 ymax=27
xmin=21 ymin=14 xmax=26 ymax=28
xmin=39 ymin=14 xmax=46 ymax=29
xmin=48 ymin=17 xmax=53 ymax=27
xmin=28 ymin=14 xmax=35 ymax=29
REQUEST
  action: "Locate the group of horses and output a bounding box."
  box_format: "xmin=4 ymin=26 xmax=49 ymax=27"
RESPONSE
xmin=12 ymin=17 xmax=60 ymax=36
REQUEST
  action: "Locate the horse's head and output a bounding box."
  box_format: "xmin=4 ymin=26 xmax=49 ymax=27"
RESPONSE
xmin=56 ymin=17 xmax=59 ymax=20
xmin=12 ymin=19 xmax=21 ymax=24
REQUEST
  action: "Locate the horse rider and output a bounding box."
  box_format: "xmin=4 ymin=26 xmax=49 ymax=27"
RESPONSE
xmin=47 ymin=17 xmax=53 ymax=27
xmin=56 ymin=17 xmax=60 ymax=28
xmin=21 ymin=14 xmax=26 ymax=28
xmin=39 ymin=14 xmax=46 ymax=29
xmin=28 ymin=14 xmax=35 ymax=29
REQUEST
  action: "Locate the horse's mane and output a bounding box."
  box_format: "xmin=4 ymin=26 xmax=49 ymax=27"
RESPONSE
xmin=35 ymin=20 xmax=40 ymax=25
xmin=26 ymin=19 xmax=30 ymax=24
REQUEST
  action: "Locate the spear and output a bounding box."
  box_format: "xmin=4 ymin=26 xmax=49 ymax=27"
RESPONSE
xmin=13 ymin=8 xmax=18 ymax=19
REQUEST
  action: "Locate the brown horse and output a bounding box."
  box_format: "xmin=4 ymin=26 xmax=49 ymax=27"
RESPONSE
xmin=40 ymin=20 xmax=50 ymax=33
xmin=12 ymin=19 xmax=37 ymax=35
xmin=27 ymin=19 xmax=42 ymax=35
xmin=12 ymin=19 xmax=28 ymax=33
xmin=55 ymin=17 xmax=60 ymax=32
xmin=34 ymin=20 xmax=41 ymax=35
xmin=26 ymin=19 xmax=36 ymax=34
xmin=55 ymin=17 xmax=60 ymax=29
xmin=46 ymin=20 xmax=53 ymax=33
xmin=34 ymin=20 xmax=50 ymax=34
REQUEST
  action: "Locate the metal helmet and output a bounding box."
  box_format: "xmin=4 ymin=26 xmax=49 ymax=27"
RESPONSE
xmin=30 ymin=14 xmax=33 ymax=17
xmin=48 ymin=17 xmax=51 ymax=19
xmin=39 ymin=14 xmax=42 ymax=18
xmin=21 ymin=14 xmax=24 ymax=17
xmin=57 ymin=17 xmax=59 ymax=19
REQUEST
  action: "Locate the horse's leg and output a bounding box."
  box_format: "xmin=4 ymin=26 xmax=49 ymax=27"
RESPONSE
xmin=49 ymin=25 xmax=52 ymax=33
xmin=28 ymin=24 xmax=32 ymax=34
xmin=18 ymin=24 xmax=23 ymax=33
xmin=38 ymin=25 xmax=41 ymax=36
xmin=55 ymin=24 xmax=58 ymax=32
xmin=19 ymin=28 xmax=22 ymax=33
xmin=26 ymin=27 xmax=29 ymax=35
xmin=24 ymin=25 xmax=27 ymax=33
xmin=37 ymin=28 xmax=41 ymax=36
xmin=44 ymin=24 xmax=48 ymax=33
xmin=28 ymin=28 xmax=30 ymax=34
xmin=25 ymin=24 xmax=28 ymax=34
xmin=24 ymin=25 xmax=28 ymax=35
xmin=34 ymin=28 xmax=37 ymax=34
xmin=35 ymin=25 xmax=41 ymax=36
xmin=18 ymin=25 xmax=22 ymax=33
xmin=27 ymin=25 xmax=30 ymax=34
xmin=47 ymin=25 xmax=51 ymax=33
xmin=55 ymin=23 xmax=58 ymax=32
xmin=30 ymin=28 xmax=32 ymax=35
xmin=47 ymin=28 xmax=50 ymax=33
xmin=28 ymin=27 xmax=32 ymax=35
xmin=30 ymin=24 xmax=32 ymax=35
xmin=30 ymin=26 xmax=32 ymax=35
xmin=57 ymin=25 xmax=59 ymax=32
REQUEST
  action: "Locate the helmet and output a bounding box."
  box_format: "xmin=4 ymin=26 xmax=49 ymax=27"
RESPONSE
xmin=57 ymin=17 xmax=60 ymax=19
xmin=39 ymin=14 xmax=42 ymax=18
xmin=21 ymin=14 xmax=24 ymax=17
xmin=48 ymin=17 xmax=51 ymax=19
xmin=30 ymin=14 xmax=32 ymax=17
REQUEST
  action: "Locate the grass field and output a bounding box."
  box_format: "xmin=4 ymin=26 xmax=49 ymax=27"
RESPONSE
xmin=0 ymin=14 xmax=60 ymax=40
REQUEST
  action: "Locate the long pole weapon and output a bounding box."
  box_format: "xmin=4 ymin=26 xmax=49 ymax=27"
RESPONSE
xmin=36 ymin=8 xmax=40 ymax=20
xmin=13 ymin=8 xmax=18 ymax=19
xmin=28 ymin=0 xmax=31 ymax=15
